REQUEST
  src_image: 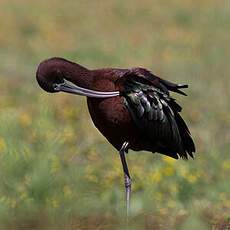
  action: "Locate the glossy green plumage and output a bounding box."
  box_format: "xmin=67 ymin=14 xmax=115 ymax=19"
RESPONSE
xmin=122 ymin=77 xmax=194 ymax=159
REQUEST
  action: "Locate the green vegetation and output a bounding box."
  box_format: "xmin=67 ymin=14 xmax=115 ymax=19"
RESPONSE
xmin=0 ymin=0 xmax=229 ymax=229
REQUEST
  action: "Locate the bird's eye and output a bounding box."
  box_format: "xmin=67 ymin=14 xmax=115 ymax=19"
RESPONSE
xmin=53 ymin=83 xmax=62 ymax=91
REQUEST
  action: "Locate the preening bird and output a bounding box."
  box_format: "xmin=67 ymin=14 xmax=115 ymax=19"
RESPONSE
xmin=36 ymin=57 xmax=195 ymax=216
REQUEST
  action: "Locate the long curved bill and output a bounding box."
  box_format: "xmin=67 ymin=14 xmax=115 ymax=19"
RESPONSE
xmin=53 ymin=80 xmax=120 ymax=98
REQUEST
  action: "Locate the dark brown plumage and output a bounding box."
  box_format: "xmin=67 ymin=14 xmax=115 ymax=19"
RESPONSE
xmin=36 ymin=57 xmax=195 ymax=216
xmin=36 ymin=57 xmax=195 ymax=159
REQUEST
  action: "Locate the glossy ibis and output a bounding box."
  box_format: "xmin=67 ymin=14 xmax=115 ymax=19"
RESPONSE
xmin=36 ymin=57 xmax=195 ymax=216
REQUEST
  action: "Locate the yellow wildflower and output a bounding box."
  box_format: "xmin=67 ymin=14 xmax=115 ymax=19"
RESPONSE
xmin=187 ymin=174 xmax=197 ymax=183
xmin=85 ymin=174 xmax=98 ymax=183
xmin=85 ymin=165 xmax=99 ymax=183
xmin=19 ymin=112 xmax=31 ymax=127
xmin=85 ymin=165 xmax=93 ymax=174
xmin=222 ymin=161 xmax=230 ymax=170
xmin=151 ymin=171 xmax=162 ymax=183
xmin=51 ymin=199 xmax=59 ymax=208
xmin=17 ymin=184 xmax=25 ymax=193
xmin=63 ymin=185 xmax=73 ymax=199
xmin=0 ymin=137 xmax=6 ymax=152
xmin=219 ymin=193 xmax=226 ymax=201
xmin=164 ymin=166 xmax=175 ymax=176
xmin=170 ymin=184 xmax=178 ymax=194
xmin=63 ymin=108 xmax=75 ymax=119
xmin=87 ymin=149 xmax=99 ymax=161
xmin=179 ymin=165 xmax=188 ymax=178
xmin=23 ymin=147 xmax=31 ymax=158
xmin=50 ymin=155 xmax=61 ymax=174
xmin=0 ymin=196 xmax=7 ymax=203
xmin=19 ymin=192 xmax=27 ymax=200
xmin=163 ymin=156 xmax=176 ymax=165
xmin=45 ymin=130 xmax=55 ymax=140
xmin=30 ymin=130 xmax=37 ymax=142
xmin=49 ymin=198 xmax=59 ymax=208
xmin=155 ymin=192 xmax=162 ymax=201
xmin=167 ymin=200 xmax=176 ymax=208
xmin=24 ymin=175 xmax=31 ymax=185
xmin=63 ymin=127 xmax=75 ymax=141
xmin=10 ymin=199 xmax=17 ymax=208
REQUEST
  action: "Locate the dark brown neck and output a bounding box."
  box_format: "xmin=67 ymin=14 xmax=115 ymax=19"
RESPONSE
xmin=38 ymin=57 xmax=93 ymax=89
xmin=57 ymin=58 xmax=93 ymax=89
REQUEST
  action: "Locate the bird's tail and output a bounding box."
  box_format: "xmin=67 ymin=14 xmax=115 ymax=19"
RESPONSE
xmin=174 ymin=112 xmax=196 ymax=159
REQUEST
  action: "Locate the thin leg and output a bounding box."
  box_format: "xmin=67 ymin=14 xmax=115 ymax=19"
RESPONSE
xmin=119 ymin=141 xmax=131 ymax=218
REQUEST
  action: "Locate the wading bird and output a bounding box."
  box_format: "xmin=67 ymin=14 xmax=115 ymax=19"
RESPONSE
xmin=36 ymin=57 xmax=195 ymax=216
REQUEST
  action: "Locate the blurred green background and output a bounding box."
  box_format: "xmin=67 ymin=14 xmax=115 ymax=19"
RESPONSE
xmin=0 ymin=0 xmax=229 ymax=229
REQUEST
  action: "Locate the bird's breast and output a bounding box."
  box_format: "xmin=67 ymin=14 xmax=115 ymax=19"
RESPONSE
xmin=87 ymin=96 xmax=137 ymax=150
xmin=87 ymin=96 xmax=131 ymax=127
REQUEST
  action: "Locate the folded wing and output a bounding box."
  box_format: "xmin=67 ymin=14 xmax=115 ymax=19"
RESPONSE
xmin=117 ymin=68 xmax=195 ymax=159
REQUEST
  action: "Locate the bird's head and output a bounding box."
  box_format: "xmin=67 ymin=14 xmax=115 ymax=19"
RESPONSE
xmin=36 ymin=57 xmax=67 ymax=93
xmin=36 ymin=57 xmax=119 ymax=98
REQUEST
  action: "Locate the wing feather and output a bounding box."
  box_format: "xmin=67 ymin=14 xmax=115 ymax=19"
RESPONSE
xmin=117 ymin=69 xmax=195 ymax=159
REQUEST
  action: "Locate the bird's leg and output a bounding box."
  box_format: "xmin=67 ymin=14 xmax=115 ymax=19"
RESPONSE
xmin=119 ymin=141 xmax=131 ymax=218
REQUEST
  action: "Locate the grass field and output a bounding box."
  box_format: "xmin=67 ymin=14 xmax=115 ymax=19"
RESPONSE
xmin=0 ymin=0 xmax=229 ymax=229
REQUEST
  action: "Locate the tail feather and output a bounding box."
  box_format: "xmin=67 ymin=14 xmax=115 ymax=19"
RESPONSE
xmin=159 ymin=78 xmax=188 ymax=96
xmin=175 ymin=112 xmax=195 ymax=158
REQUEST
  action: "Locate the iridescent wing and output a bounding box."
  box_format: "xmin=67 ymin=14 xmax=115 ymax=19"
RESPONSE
xmin=117 ymin=68 xmax=195 ymax=159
